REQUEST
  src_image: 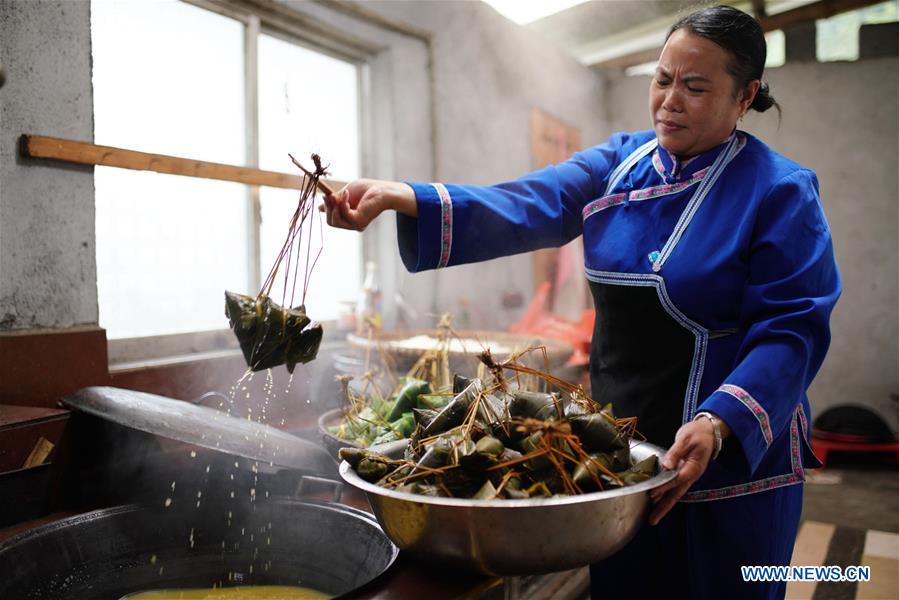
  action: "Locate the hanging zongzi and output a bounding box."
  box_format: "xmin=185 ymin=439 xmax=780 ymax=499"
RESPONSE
xmin=226 ymin=153 xmax=332 ymax=372
xmin=224 ymin=291 xmax=322 ymax=373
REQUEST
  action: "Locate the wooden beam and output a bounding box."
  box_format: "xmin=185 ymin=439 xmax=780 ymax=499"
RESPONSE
xmin=204 ymin=0 xmax=381 ymax=58
xmin=20 ymin=135 xmax=346 ymax=191
xmin=760 ymin=0 xmax=881 ymax=32
xmin=750 ymin=0 xmax=767 ymax=19
xmin=592 ymin=0 xmax=885 ymax=70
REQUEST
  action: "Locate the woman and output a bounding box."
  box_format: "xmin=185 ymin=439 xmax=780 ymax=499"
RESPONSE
xmin=323 ymin=5 xmax=840 ymax=598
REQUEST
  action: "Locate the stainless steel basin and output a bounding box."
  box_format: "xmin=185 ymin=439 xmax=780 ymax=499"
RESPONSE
xmin=339 ymin=439 xmax=676 ymax=576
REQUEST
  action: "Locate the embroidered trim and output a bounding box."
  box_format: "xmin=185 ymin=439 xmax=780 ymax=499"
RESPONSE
xmin=681 ymin=154 xmax=700 ymax=170
xmin=682 ymin=406 xmax=804 ymax=502
xmin=630 ymin=167 xmax=709 ymax=201
xmin=797 ymin=403 xmax=823 ymax=464
xmin=603 ymin=139 xmax=657 ymax=196
xmin=658 ymin=146 xmax=699 ymax=181
xmin=583 ymin=269 xmax=707 ymax=423
xmin=582 ymin=193 xmax=626 ymax=220
xmin=652 ymin=134 xmax=746 ymax=272
xmin=652 ymin=151 xmax=666 ymax=179
xmin=658 ymin=130 xmax=735 ymax=182
xmin=582 ymin=167 xmax=710 ymax=222
xmin=719 ymin=383 xmax=774 ymax=446
xmin=797 ymin=403 xmax=809 ymax=438
xmin=432 ymin=183 xmax=452 ymax=269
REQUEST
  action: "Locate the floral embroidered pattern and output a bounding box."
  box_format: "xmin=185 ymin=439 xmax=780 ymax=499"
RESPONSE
xmin=629 ymin=168 xmax=709 ymax=201
xmin=652 ymin=151 xmax=666 ymax=179
xmin=682 ymin=406 xmax=804 ymax=502
xmin=432 ymin=183 xmax=452 ymax=268
xmin=651 ymin=134 xmax=744 ymax=273
xmin=719 ymin=383 xmax=774 ymax=446
xmin=582 ymin=168 xmax=709 ymax=222
xmin=797 ymin=403 xmax=809 ymax=437
xmin=582 ymin=193 xmax=627 ymax=219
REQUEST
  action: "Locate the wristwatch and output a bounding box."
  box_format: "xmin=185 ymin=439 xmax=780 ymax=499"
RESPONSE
xmin=694 ymin=411 xmax=723 ymax=460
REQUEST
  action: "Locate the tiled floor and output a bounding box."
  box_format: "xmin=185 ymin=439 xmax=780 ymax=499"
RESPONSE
xmin=787 ymin=521 xmax=898 ymax=599
xmin=790 ymin=454 xmax=899 ymax=599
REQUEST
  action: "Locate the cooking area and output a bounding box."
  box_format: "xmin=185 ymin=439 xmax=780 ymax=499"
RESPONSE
xmin=1 ymin=1 xmax=897 ymax=599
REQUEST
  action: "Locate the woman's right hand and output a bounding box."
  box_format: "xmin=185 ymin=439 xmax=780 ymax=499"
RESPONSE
xmin=320 ymin=179 xmax=417 ymax=231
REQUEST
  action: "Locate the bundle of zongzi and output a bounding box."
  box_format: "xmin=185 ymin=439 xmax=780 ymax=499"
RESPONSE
xmin=225 ymin=153 xmax=332 ymax=373
xmin=225 ymin=291 xmax=322 ymax=373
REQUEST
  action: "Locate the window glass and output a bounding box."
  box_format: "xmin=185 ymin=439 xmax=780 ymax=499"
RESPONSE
xmin=258 ymin=33 xmax=362 ymax=321
xmin=92 ymin=0 xmax=249 ymax=339
xmin=92 ymin=0 xmax=245 ymax=162
xmin=95 ymin=170 xmax=250 ymax=338
xmin=765 ymin=30 xmax=785 ymax=68
xmin=817 ymin=0 xmax=899 ymax=62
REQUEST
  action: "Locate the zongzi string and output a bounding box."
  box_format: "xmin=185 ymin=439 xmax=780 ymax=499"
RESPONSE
xmin=257 ymin=154 xmax=328 ymax=321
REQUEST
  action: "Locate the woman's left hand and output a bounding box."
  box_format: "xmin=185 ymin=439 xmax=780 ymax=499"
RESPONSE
xmin=647 ymin=416 xmax=728 ymax=525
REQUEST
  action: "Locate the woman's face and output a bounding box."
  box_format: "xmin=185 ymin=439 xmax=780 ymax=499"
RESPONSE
xmin=649 ymin=29 xmax=758 ymax=157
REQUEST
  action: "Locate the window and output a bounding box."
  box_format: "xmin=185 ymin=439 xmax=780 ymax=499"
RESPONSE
xmin=257 ymin=33 xmax=361 ymax=323
xmin=765 ymin=30 xmax=785 ymax=68
xmin=816 ymin=0 xmax=899 ymax=62
xmin=91 ymin=0 xmax=363 ymax=344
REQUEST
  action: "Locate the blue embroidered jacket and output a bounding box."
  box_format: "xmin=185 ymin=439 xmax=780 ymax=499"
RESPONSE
xmin=397 ymin=130 xmax=841 ymax=502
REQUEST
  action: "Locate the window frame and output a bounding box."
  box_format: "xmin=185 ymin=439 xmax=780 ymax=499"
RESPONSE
xmin=101 ymin=0 xmax=374 ymax=364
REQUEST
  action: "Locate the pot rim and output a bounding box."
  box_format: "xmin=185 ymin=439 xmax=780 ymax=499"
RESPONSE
xmin=0 ymin=499 xmax=395 ymax=555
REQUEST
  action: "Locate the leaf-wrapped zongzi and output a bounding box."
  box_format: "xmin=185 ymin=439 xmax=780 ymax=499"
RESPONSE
xmin=225 ymin=153 xmax=332 ymax=372
xmin=225 ymin=290 xmax=322 ymax=373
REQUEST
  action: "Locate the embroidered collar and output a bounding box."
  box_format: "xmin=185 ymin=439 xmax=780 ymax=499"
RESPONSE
xmin=654 ymin=131 xmax=736 ymax=184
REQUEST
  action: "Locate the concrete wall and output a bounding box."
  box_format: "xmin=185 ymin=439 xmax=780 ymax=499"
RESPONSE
xmin=0 ymin=0 xmax=97 ymax=330
xmin=2 ymin=1 xmax=895 ymax=437
xmin=293 ymin=0 xmax=608 ymax=330
xmin=0 ymin=0 xmax=605 ymax=335
xmin=603 ymin=59 xmax=899 ymax=432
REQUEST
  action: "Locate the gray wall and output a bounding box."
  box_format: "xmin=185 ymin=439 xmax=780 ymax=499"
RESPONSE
xmin=0 ymin=0 xmax=606 ymax=334
xmin=0 ymin=0 xmax=96 ymax=330
xmin=2 ymin=1 xmax=895 ymax=436
xmin=604 ymin=59 xmax=899 ymax=432
xmin=328 ymin=0 xmax=609 ymax=330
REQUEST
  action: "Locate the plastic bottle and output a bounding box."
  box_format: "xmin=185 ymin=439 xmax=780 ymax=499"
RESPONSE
xmin=355 ymin=261 xmax=382 ymax=334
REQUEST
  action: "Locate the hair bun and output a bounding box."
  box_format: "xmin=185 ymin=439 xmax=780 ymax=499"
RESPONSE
xmin=751 ymin=80 xmax=776 ymax=113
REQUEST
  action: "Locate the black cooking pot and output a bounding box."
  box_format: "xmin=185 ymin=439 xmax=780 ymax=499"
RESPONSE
xmin=0 ymin=498 xmax=398 ymax=599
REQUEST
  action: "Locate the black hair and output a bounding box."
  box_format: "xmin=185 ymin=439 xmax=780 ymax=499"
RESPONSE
xmin=668 ymin=5 xmax=780 ymax=115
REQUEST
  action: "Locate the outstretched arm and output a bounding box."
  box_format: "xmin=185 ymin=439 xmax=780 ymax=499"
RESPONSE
xmin=320 ymin=179 xmax=417 ymax=230
xmin=320 ymin=133 xmax=645 ymax=272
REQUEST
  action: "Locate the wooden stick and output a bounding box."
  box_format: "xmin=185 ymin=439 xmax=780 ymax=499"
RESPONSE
xmin=23 ymin=436 xmax=54 ymax=468
xmin=288 ymin=153 xmax=337 ymax=196
xmin=20 ymin=134 xmax=346 ymax=192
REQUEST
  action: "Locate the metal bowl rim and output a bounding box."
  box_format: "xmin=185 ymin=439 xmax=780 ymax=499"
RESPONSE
xmin=318 ymin=407 xmax=364 ymax=450
xmin=338 ymin=440 xmax=677 ymax=509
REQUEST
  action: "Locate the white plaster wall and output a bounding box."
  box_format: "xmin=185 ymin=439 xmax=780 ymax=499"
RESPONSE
xmin=0 ymin=0 xmax=97 ymax=330
xmin=604 ymin=60 xmax=899 ymax=432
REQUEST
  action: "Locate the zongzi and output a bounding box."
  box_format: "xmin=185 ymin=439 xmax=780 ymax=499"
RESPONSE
xmin=225 ymin=290 xmax=322 ymax=373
